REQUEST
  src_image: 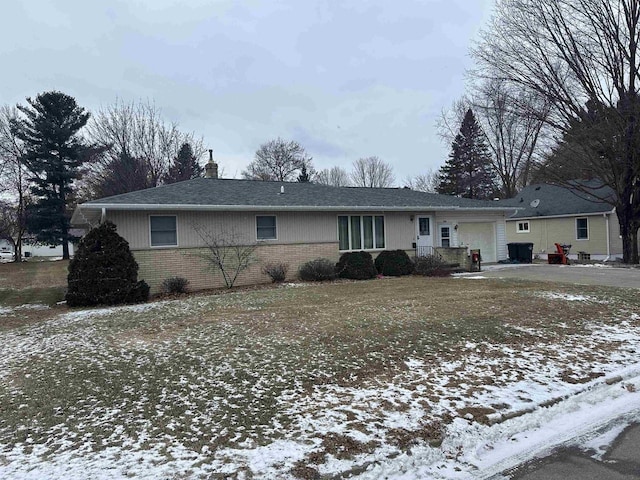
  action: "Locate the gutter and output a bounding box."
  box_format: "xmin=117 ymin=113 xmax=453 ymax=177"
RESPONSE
xmin=507 ymin=210 xmax=614 ymax=221
xmin=76 ymin=203 xmax=515 ymax=213
xmin=604 ymin=212 xmax=611 ymax=262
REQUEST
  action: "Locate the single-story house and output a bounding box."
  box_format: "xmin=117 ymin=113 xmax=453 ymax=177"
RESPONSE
xmin=503 ymin=183 xmax=625 ymax=261
xmin=71 ymin=172 xmax=512 ymax=293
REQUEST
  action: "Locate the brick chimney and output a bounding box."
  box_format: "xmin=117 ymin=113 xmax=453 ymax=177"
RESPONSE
xmin=204 ymin=149 xmax=218 ymax=179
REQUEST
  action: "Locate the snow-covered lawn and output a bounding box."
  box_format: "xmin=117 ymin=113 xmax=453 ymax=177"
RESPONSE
xmin=0 ymin=276 xmax=638 ymax=479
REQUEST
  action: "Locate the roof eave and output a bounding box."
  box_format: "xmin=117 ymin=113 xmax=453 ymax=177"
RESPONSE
xmin=78 ymin=203 xmax=513 ymax=212
xmin=507 ymin=209 xmax=615 ymax=221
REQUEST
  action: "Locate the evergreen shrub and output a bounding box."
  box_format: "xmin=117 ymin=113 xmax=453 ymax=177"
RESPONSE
xmin=298 ymin=258 xmax=337 ymax=282
xmin=66 ymin=221 xmax=150 ymax=306
xmin=374 ymin=250 xmax=414 ymax=276
xmin=336 ymin=251 xmax=377 ymax=280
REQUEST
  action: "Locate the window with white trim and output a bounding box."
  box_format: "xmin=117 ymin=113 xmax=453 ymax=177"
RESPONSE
xmin=338 ymin=215 xmax=385 ymax=251
xmin=256 ymin=215 xmax=277 ymax=240
xmin=517 ymin=221 xmax=530 ymax=233
xmin=576 ymin=217 xmax=588 ymax=240
xmin=150 ymin=215 xmax=177 ymax=247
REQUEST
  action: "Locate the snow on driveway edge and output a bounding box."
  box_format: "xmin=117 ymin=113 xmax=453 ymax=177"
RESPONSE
xmin=355 ymin=366 xmax=640 ymax=479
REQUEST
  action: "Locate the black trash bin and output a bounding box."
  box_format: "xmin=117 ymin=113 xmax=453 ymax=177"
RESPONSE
xmin=507 ymin=242 xmax=534 ymax=263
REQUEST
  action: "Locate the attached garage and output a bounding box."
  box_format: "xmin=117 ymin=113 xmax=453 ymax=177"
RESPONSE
xmin=457 ymin=223 xmax=497 ymax=263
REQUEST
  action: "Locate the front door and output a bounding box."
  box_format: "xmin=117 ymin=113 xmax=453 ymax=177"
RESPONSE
xmin=416 ymin=216 xmax=433 ymax=256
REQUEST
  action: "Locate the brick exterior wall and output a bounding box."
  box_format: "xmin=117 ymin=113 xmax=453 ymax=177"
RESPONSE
xmin=134 ymin=242 xmax=340 ymax=293
xmin=435 ymin=246 xmax=470 ymax=270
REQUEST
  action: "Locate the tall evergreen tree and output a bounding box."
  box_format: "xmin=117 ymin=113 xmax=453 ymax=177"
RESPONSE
xmin=437 ymin=109 xmax=497 ymax=199
xmin=164 ymin=142 xmax=203 ymax=184
xmin=12 ymin=91 xmax=92 ymax=259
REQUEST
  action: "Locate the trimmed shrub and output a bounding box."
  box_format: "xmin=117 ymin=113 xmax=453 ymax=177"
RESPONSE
xmin=374 ymin=250 xmax=414 ymax=276
xmin=160 ymin=276 xmax=190 ymax=294
xmin=262 ymin=262 xmax=289 ymax=283
xmin=66 ymin=221 xmax=150 ymax=307
xmin=414 ymin=255 xmax=451 ymax=277
xmin=298 ymin=258 xmax=337 ymax=282
xmin=336 ymin=251 xmax=377 ymax=280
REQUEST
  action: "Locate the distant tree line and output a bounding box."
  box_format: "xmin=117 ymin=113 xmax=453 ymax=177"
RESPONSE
xmin=242 ymin=138 xmax=400 ymax=189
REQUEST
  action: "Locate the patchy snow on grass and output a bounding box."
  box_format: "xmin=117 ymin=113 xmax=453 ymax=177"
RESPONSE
xmin=358 ymin=372 xmax=640 ymax=479
xmin=0 ymin=281 xmax=639 ymax=479
xmin=535 ymin=292 xmax=607 ymax=303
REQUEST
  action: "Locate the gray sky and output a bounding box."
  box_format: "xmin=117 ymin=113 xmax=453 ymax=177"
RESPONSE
xmin=2 ymin=0 xmax=494 ymax=181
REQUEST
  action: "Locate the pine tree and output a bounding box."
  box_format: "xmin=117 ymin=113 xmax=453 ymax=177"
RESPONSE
xmin=66 ymin=221 xmax=149 ymax=306
xmin=437 ymin=109 xmax=497 ymax=199
xmin=13 ymin=91 xmax=92 ymax=259
xmin=297 ymin=163 xmax=311 ymax=182
xmin=164 ymin=142 xmax=203 ymax=184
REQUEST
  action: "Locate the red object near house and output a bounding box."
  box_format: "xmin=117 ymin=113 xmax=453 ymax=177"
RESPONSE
xmin=548 ymin=243 xmax=571 ymax=265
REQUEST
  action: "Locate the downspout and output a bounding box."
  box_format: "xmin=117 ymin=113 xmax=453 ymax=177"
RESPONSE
xmin=603 ymin=212 xmax=611 ymax=262
xmin=101 ymin=208 xmax=106 ymax=224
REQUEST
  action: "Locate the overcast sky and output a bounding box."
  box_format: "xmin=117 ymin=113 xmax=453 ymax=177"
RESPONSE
xmin=1 ymin=0 xmax=494 ymax=182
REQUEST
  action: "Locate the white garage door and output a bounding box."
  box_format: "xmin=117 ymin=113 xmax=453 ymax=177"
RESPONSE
xmin=457 ymin=223 xmax=497 ymax=263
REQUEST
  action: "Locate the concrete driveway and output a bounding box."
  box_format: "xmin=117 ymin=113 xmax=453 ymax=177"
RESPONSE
xmin=475 ymin=264 xmax=640 ymax=289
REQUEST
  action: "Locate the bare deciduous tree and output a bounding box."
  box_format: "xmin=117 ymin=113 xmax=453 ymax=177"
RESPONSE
xmin=403 ymin=170 xmax=440 ymax=193
xmin=83 ymin=99 xmax=205 ymax=198
xmin=242 ymin=138 xmax=312 ymax=182
xmin=473 ymin=80 xmax=552 ymax=197
xmin=351 ymin=156 xmax=395 ymax=188
xmin=315 ymin=166 xmax=352 ymax=186
xmin=438 ymin=81 xmax=551 ymax=198
xmin=473 ymin=0 xmax=640 ymax=263
xmin=0 ymin=105 xmax=29 ymax=261
xmin=192 ymin=225 xmax=257 ymax=289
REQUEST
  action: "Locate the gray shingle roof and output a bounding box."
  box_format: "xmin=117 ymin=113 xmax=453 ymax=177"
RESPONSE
xmin=502 ymin=183 xmax=615 ymax=219
xmin=82 ymin=178 xmax=510 ymax=211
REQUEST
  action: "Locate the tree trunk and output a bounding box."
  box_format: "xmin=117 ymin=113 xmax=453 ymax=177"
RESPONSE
xmin=13 ymin=237 xmax=21 ymax=263
xmin=62 ymin=239 xmax=69 ymax=260
xmin=618 ymin=209 xmax=640 ymax=264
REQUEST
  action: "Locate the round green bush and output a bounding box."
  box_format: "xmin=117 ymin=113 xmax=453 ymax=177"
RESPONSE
xmin=374 ymin=250 xmax=414 ymax=276
xmin=335 ymin=251 xmax=377 ymax=280
xmin=66 ymin=221 xmax=150 ymax=306
xmin=298 ymin=258 xmax=337 ymax=281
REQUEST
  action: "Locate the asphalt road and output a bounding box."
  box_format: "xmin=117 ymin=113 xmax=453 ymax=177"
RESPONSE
xmin=508 ymin=424 xmax=640 ymax=479
xmin=477 ymin=264 xmax=640 ymax=289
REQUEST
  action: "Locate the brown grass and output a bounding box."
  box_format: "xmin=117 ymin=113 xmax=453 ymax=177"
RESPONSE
xmin=0 ymin=259 xmax=69 ymax=289
xmin=1 ymin=273 xmax=638 ymax=477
